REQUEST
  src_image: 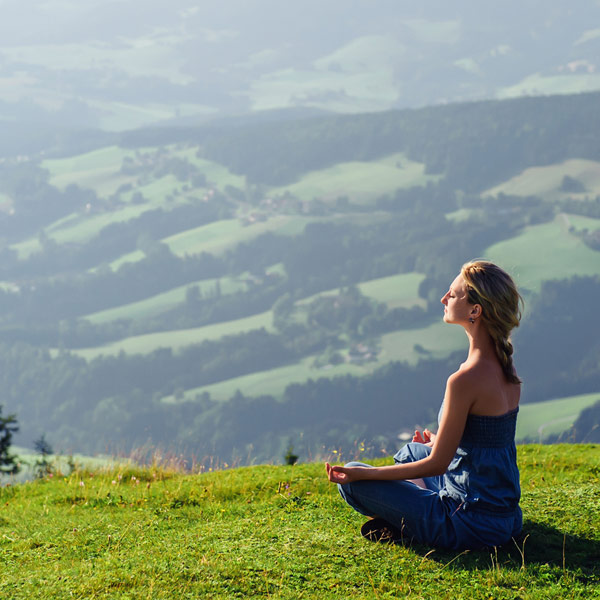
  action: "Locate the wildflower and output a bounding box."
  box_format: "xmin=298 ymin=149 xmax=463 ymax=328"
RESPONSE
xmin=79 ymin=481 xmax=85 ymax=487
xmin=112 ymin=480 xmax=117 ymax=485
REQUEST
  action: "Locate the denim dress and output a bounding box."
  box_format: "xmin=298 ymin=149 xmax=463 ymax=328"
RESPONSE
xmin=337 ymin=406 xmax=523 ymax=550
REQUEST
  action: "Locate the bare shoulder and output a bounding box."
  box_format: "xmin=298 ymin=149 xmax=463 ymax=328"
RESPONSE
xmin=444 ymin=369 xmax=477 ymax=405
xmin=446 ymin=366 xmax=480 ymax=390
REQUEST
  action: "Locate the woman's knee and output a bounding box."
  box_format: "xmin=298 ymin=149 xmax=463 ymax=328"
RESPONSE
xmin=393 ymin=442 xmax=432 ymax=464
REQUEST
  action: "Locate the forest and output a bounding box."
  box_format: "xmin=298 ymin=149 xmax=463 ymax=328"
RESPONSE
xmin=0 ymin=91 xmax=599 ymax=464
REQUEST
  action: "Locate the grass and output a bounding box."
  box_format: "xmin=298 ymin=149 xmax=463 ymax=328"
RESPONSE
xmin=485 ymin=213 xmax=600 ymax=294
xmin=43 ymin=145 xmax=141 ymax=196
xmin=68 ymin=311 xmax=275 ymax=360
xmin=297 ymin=272 xmax=426 ymax=309
xmin=107 ymin=215 xmax=319 ymax=270
xmin=249 ymin=35 xmax=402 ymax=113
xmin=0 ymin=444 xmax=598 ymax=598
xmin=358 ymin=272 xmax=427 ymax=309
xmin=497 ymin=72 xmax=600 ymax=100
xmin=161 ymin=316 xmax=463 ymax=404
xmin=161 ymin=355 xmax=378 ymax=403
xmin=84 ymin=276 xmax=249 ymax=324
xmin=273 ymin=153 xmax=437 ymax=204
xmin=380 ymin=320 xmax=467 ymax=364
xmin=516 ymin=393 xmax=600 ymax=443
xmin=483 ymin=159 xmax=600 ymax=201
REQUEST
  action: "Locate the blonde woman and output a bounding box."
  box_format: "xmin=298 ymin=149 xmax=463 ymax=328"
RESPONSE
xmin=326 ymin=260 xmax=523 ymax=550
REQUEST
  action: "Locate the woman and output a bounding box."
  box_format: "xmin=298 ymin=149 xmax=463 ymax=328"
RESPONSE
xmin=326 ymin=260 xmax=523 ymax=550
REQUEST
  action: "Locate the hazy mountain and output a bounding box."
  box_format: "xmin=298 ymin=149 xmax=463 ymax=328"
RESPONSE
xmin=0 ymin=0 xmax=599 ymax=134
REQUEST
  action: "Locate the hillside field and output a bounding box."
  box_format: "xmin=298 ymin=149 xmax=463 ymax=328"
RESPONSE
xmin=0 ymin=445 xmax=598 ymax=598
xmin=485 ymin=214 xmax=600 ymax=293
xmin=517 ymin=393 xmax=600 ymax=443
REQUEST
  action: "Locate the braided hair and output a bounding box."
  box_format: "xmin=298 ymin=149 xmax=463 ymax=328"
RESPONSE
xmin=461 ymin=260 xmax=523 ymax=385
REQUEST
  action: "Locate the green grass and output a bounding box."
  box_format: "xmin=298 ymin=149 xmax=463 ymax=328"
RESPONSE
xmin=43 ymin=145 xmax=141 ymax=196
xmin=485 ymin=214 xmax=600 ymax=293
xmin=107 ymin=215 xmax=318 ymax=270
xmin=297 ymin=272 xmax=426 ymax=309
xmin=484 ymin=158 xmax=600 ymax=201
xmin=381 ymin=320 xmax=467 ymax=364
xmin=358 ymin=272 xmax=427 ymax=309
xmin=498 ymin=72 xmax=600 ymax=100
xmin=84 ymin=276 xmax=249 ymax=324
xmin=516 ymin=393 xmax=600 ymax=443
xmin=0 ymin=445 xmax=598 ymax=598
xmin=162 ymin=355 xmax=378 ymax=404
xmin=273 ymin=153 xmax=437 ymax=204
xmin=176 ymin=149 xmax=246 ymax=189
xmin=68 ymin=311 xmax=275 ymax=360
xmin=250 ymin=35 xmax=402 ymax=113
xmin=162 ymin=316 xmax=463 ymax=404
xmin=107 ymin=213 xmax=384 ymax=270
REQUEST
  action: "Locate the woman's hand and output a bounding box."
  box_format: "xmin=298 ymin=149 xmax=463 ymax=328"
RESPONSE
xmin=412 ymin=428 xmax=436 ymax=447
xmin=326 ymin=462 xmax=364 ymax=484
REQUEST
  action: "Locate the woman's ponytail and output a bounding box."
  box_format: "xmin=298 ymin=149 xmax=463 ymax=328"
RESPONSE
xmin=461 ymin=260 xmax=523 ymax=385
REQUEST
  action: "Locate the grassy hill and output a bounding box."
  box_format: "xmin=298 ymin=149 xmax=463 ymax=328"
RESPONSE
xmin=0 ymin=444 xmax=598 ymax=599
xmin=516 ymin=393 xmax=600 ymax=443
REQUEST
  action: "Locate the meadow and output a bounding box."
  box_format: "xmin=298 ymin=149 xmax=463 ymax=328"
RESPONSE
xmin=483 ymin=158 xmax=600 ymax=201
xmin=85 ymin=276 xmax=250 ymax=324
xmin=516 ymin=393 xmax=600 ymax=443
xmin=273 ymin=153 xmax=437 ymax=204
xmin=0 ymin=444 xmax=598 ymax=598
xmin=484 ymin=214 xmax=600 ymax=293
xmin=70 ymin=311 xmax=275 ymax=361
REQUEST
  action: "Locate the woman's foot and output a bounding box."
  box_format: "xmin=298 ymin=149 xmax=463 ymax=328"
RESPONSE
xmin=360 ymin=518 xmax=402 ymax=543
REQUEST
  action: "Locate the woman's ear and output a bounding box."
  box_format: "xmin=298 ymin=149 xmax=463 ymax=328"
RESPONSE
xmin=470 ymin=304 xmax=482 ymax=319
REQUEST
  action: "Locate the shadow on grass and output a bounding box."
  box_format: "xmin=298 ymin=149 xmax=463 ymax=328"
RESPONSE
xmin=407 ymin=520 xmax=600 ymax=577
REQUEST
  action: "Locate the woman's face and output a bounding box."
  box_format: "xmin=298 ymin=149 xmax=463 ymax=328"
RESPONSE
xmin=440 ymin=274 xmax=473 ymax=324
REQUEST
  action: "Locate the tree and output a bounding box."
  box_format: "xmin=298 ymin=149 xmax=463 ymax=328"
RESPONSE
xmin=0 ymin=406 xmax=20 ymax=475
xmin=33 ymin=434 xmax=54 ymax=478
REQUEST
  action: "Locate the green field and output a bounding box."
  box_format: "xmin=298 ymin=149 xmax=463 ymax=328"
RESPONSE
xmin=381 ymin=320 xmax=467 ymax=364
xmin=107 ymin=213 xmax=388 ymax=270
xmin=69 ymin=310 xmax=275 ymax=360
xmin=84 ymin=276 xmax=249 ymax=324
xmin=161 ymin=317 xmax=464 ymax=404
xmin=358 ymin=272 xmax=427 ymax=309
xmin=498 ymin=72 xmax=600 ymax=100
xmin=162 ymin=355 xmax=377 ymax=404
xmin=297 ymin=272 xmax=426 ymax=309
xmin=0 ymin=446 xmax=598 ymax=598
xmin=43 ymin=145 xmax=141 ymax=196
xmin=484 ymin=158 xmax=600 ymax=201
xmin=485 ymin=213 xmax=600 ymax=293
xmin=250 ymin=35 xmax=402 ymax=113
xmin=177 ymin=150 xmax=246 ymax=189
xmin=516 ymin=393 xmax=600 ymax=443
xmin=273 ymin=153 xmax=437 ymax=204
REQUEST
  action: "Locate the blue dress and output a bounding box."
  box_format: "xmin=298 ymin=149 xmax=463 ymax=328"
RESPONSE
xmin=337 ymin=405 xmax=522 ymax=550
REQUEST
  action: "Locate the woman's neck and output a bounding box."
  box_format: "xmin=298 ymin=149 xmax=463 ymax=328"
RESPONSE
xmin=464 ymin=324 xmax=496 ymax=362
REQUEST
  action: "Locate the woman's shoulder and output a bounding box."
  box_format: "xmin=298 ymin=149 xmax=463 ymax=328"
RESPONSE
xmin=447 ymin=362 xmax=487 ymax=386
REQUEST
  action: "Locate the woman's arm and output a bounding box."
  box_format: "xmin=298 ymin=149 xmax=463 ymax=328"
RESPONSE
xmin=326 ymin=371 xmax=474 ymax=484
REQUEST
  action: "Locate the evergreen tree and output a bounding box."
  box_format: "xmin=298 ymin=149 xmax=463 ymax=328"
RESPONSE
xmin=0 ymin=406 xmax=20 ymax=475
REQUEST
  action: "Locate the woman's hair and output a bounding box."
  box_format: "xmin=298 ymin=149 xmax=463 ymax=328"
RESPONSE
xmin=460 ymin=260 xmax=523 ymax=384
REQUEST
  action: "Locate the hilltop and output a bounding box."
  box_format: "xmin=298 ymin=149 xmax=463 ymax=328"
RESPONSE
xmin=0 ymin=444 xmax=598 ymax=599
